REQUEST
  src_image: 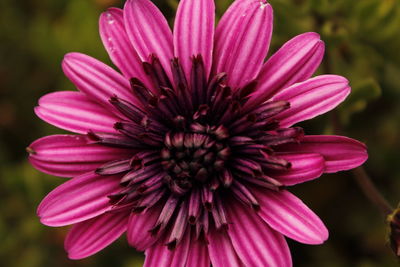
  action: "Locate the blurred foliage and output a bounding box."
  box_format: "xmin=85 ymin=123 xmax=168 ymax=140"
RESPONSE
xmin=1 ymin=0 xmax=400 ymax=266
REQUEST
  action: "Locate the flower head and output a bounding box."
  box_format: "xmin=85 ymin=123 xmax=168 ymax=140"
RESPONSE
xmin=28 ymin=0 xmax=368 ymax=265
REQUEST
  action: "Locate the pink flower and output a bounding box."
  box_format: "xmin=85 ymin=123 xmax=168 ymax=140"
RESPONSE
xmin=28 ymin=0 xmax=368 ymax=266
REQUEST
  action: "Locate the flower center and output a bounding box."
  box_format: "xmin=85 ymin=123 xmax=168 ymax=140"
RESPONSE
xmin=87 ymin=54 xmax=305 ymax=249
xmin=161 ymin=130 xmax=230 ymax=195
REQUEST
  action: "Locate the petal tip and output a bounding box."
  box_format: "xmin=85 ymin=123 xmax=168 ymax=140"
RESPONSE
xmin=63 ymin=52 xmax=88 ymax=65
xmin=316 ymin=39 xmax=325 ymax=52
xmin=260 ymin=2 xmax=272 ymax=11
xmin=38 ymin=215 xmax=57 ymax=227
xmin=66 ymin=251 xmax=85 ymax=260
xmin=312 ymin=225 xmax=329 ymax=245
xmin=100 ymin=7 xmax=122 ymax=23
xmin=37 ymin=204 xmax=54 ymax=226
xmin=33 ymin=106 xmax=53 ymax=127
xmin=124 ymin=0 xmax=144 ymax=9
xmin=63 ymin=52 xmax=78 ymax=61
xmin=304 ymin=31 xmax=321 ymax=40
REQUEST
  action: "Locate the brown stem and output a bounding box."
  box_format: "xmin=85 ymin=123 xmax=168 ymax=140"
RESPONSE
xmin=352 ymin=167 xmax=393 ymax=216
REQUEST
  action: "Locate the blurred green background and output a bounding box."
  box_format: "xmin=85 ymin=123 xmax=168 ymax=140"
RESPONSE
xmin=1 ymin=0 xmax=400 ymax=266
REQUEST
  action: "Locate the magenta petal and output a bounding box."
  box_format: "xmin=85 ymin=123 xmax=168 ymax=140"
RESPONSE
xmin=270 ymin=152 xmax=325 ymax=186
xmin=28 ymin=134 xmax=133 ymax=177
xmin=143 ymin=232 xmax=190 ymax=267
xmin=174 ymin=0 xmax=215 ymax=80
xmin=214 ymin=0 xmax=273 ymax=89
xmin=37 ymin=172 xmax=120 ymax=227
xmin=99 ymin=8 xmax=153 ymax=90
xmin=253 ymin=188 xmax=329 ymax=244
xmin=225 ymin=200 xmax=292 ymax=267
xmin=124 ymin=0 xmax=173 ymax=81
xmin=34 ymin=91 xmax=118 ymax=134
xmin=273 ymin=75 xmax=350 ymax=127
xmin=208 ymin=227 xmax=244 ymax=267
xmin=127 ymin=205 xmax=162 ymax=251
xmin=247 ymin=32 xmax=324 ymax=107
xmin=279 ymin=135 xmax=368 ymax=173
xmin=65 ymin=211 xmax=128 ymax=259
xmin=185 ymin=238 xmax=210 ymax=267
xmin=62 ymin=52 xmax=140 ymax=111
xmin=28 ymin=160 xmax=101 ymax=179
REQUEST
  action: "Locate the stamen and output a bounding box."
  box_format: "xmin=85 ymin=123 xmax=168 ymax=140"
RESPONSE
xmin=151 ymin=96 xmax=177 ymax=119
xmin=171 ymin=58 xmax=193 ymax=113
xmin=193 ymin=104 xmax=209 ymax=120
xmin=114 ymin=121 xmax=145 ymax=139
xmin=200 ymin=210 xmax=209 ymax=235
xmin=171 ymin=58 xmax=189 ymax=93
xmin=211 ymin=195 xmax=228 ymax=229
xmin=151 ymin=196 xmax=179 ymax=235
xmin=233 ymin=158 xmax=263 ymax=177
xmin=243 ymin=176 xmax=282 ymax=191
xmin=219 ymin=169 xmax=233 ymax=187
xmin=191 ymin=55 xmax=206 ymax=107
xmin=167 ymin=200 xmax=189 ymax=249
xmin=261 ymin=128 xmax=304 ymax=146
xmin=130 ymin=77 xmax=157 ymax=106
xmin=201 ymin=186 xmax=214 ymax=211
xmin=210 ymin=177 xmax=221 ymax=191
xmin=95 ymin=158 xmax=133 ymax=175
xmin=88 ymin=131 xmax=145 ymax=149
xmin=134 ymin=188 xmax=166 ymax=212
xmin=143 ymin=55 xmax=172 ymax=90
xmin=90 ymin=52 xmax=307 ymax=250
xmin=276 ymin=127 xmax=304 ymax=139
xmin=229 ymin=136 xmax=254 ymax=146
xmin=188 ymin=188 xmax=201 ymax=224
xmin=232 ymin=161 xmax=258 ymax=178
xmin=231 ymin=181 xmax=260 ymax=210
xmin=120 ymin=164 xmax=162 ymax=185
xmin=159 ymin=86 xmax=183 ymax=115
xmin=137 ymin=174 xmax=164 ymax=194
xmin=206 ymin=72 xmax=227 ymax=103
xmin=233 ymin=80 xmax=258 ymax=104
xmin=255 ymin=100 xmax=290 ymax=120
xmin=210 ymin=86 xmax=232 ymax=123
xmin=258 ymin=152 xmax=292 ymax=170
xmin=212 ymin=125 xmax=229 ymax=140
xmin=109 ymin=96 xmax=146 ymax=124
